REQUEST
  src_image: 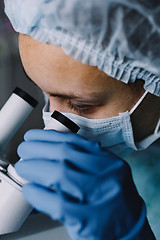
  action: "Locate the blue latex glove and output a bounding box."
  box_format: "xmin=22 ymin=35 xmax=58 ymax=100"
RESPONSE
xmin=15 ymin=129 xmax=155 ymax=240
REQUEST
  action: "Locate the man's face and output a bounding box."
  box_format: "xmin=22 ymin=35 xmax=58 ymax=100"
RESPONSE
xmin=19 ymin=34 xmax=144 ymax=120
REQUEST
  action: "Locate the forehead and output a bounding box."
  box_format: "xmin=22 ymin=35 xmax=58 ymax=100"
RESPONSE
xmin=19 ymin=34 xmax=121 ymax=96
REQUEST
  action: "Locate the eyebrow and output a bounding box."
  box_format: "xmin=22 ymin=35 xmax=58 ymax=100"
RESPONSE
xmin=47 ymin=91 xmax=101 ymax=101
xmin=47 ymin=92 xmax=84 ymax=100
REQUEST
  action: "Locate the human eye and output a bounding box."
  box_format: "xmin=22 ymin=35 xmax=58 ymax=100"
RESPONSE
xmin=66 ymin=100 xmax=93 ymax=114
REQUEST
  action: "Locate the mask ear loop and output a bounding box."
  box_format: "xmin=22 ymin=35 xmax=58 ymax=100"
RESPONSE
xmin=154 ymin=119 xmax=160 ymax=134
xmin=130 ymin=90 xmax=160 ymax=136
xmin=129 ymin=91 xmax=148 ymax=115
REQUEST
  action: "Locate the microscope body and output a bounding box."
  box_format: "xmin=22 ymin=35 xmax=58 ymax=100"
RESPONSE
xmin=0 ymin=88 xmax=37 ymax=234
xmin=0 ymin=89 xmax=79 ymax=235
xmin=0 ymin=165 xmax=32 ymax=234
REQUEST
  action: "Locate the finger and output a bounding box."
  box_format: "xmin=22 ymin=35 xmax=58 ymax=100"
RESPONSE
xmin=17 ymin=141 xmax=65 ymax=160
xmin=22 ymin=184 xmax=62 ymax=220
xmin=24 ymin=129 xmax=84 ymax=144
xmin=23 ymin=129 xmax=101 ymax=153
xmin=15 ymin=159 xmax=86 ymax=201
xmin=23 ymin=184 xmax=85 ymax=226
xmin=17 ymin=140 xmax=119 ymax=174
xmin=15 ymin=160 xmax=61 ymax=188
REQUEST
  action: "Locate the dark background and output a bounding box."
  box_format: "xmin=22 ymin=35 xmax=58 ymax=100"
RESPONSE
xmin=0 ymin=1 xmax=44 ymax=163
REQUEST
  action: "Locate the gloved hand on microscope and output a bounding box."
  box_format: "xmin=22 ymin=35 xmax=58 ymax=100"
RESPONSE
xmin=15 ymin=129 xmax=155 ymax=240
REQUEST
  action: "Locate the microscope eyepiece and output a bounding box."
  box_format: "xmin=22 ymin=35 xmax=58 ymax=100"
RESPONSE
xmin=13 ymin=87 xmax=38 ymax=108
xmin=51 ymin=110 xmax=80 ymax=134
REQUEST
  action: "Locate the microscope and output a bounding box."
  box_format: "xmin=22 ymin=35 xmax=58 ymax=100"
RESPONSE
xmin=0 ymin=88 xmax=79 ymax=235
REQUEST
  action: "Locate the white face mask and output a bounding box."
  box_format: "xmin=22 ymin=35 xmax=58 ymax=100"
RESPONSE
xmin=42 ymin=91 xmax=160 ymax=158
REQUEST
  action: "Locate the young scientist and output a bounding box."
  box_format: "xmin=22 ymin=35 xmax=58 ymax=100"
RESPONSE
xmin=4 ymin=1 xmax=160 ymax=239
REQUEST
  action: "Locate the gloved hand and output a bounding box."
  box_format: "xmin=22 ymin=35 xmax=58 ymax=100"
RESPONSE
xmin=15 ymin=129 xmax=155 ymax=240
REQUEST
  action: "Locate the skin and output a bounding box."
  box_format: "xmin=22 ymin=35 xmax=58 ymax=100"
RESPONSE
xmin=19 ymin=34 xmax=160 ymax=142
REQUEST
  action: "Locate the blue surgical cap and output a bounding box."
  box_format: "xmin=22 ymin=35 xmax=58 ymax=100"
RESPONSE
xmin=4 ymin=0 xmax=160 ymax=96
